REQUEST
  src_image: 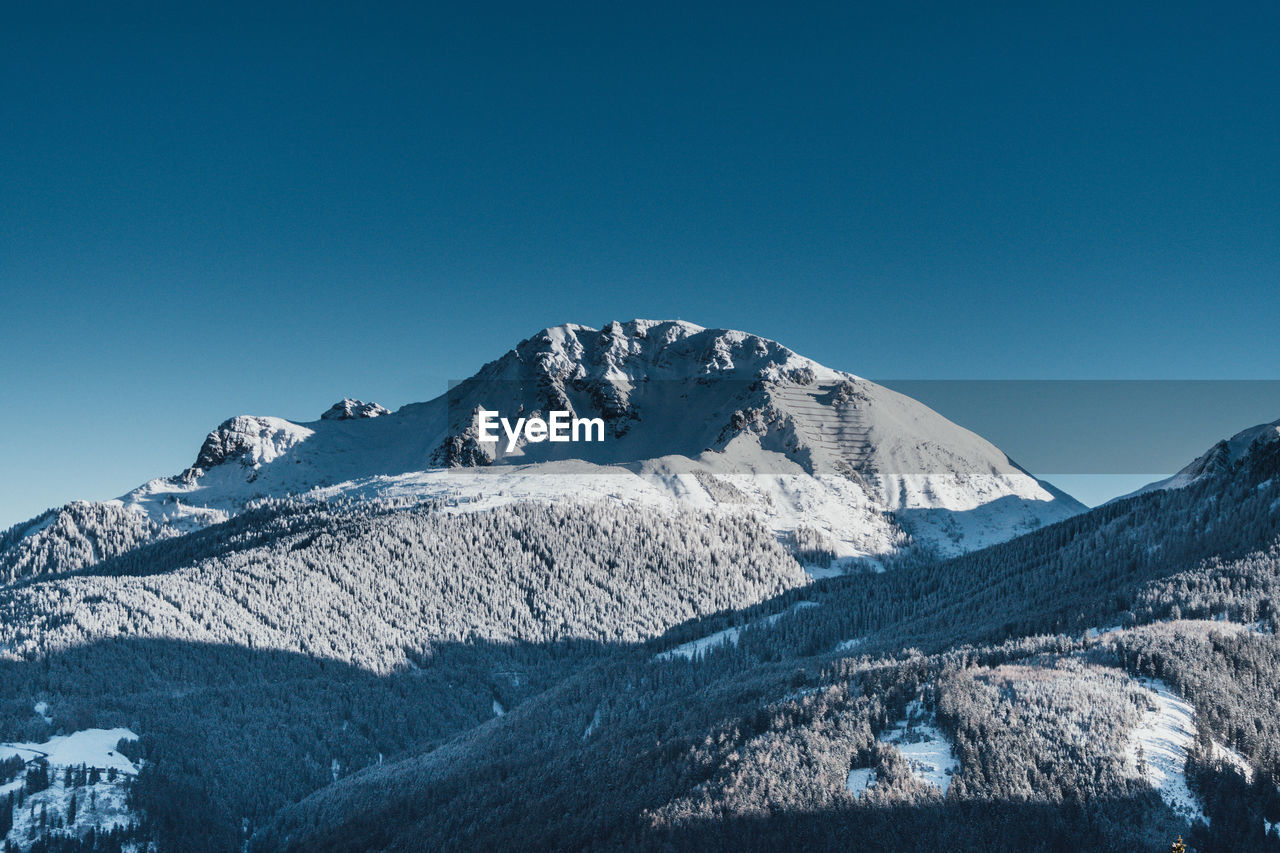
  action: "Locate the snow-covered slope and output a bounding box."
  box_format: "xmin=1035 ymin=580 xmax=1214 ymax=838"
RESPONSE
xmin=1123 ymin=677 xmax=1253 ymax=827
xmin=2 ymin=727 xmax=140 ymax=849
xmin=2 ymin=320 xmax=1084 ymax=574
xmin=1130 ymin=418 xmax=1280 ymax=497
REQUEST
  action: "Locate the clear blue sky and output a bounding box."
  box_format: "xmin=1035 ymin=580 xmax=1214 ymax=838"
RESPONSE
xmin=3 ymin=1 xmax=1279 ymax=526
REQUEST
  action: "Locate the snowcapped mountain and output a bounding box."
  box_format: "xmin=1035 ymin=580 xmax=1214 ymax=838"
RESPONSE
xmin=6 ymin=327 xmax=1280 ymax=853
xmin=3 ymin=320 xmax=1083 ymax=573
xmin=1129 ymin=417 xmax=1280 ymax=497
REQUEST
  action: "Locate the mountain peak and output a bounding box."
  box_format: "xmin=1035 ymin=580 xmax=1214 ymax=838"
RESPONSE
xmin=499 ymin=319 xmax=828 ymax=389
xmin=536 ymin=319 xmax=707 ymax=342
xmin=190 ymin=416 xmax=314 ymax=473
xmin=321 ymin=399 xmax=390 ymax=421
xmin=1132 ymin=417 xmax=1280 ymax=496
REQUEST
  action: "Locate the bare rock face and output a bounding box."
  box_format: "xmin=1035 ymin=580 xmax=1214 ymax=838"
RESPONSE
xmin=192 ymin=416 xmax=314 ymax=471
xmin=431 ymin=406 xmax=499 ymax=468
xmin=321 ymin=399 xmax=390 ymax=421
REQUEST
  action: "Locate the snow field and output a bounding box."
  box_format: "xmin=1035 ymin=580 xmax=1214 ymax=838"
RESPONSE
xmin=654 ymin=602 xmax=819 ymax=661
xmin=1 ymin=727 xmax=140 ymax=849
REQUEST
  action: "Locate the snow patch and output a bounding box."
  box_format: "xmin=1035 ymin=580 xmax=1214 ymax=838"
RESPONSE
xmin=582 ymin=707 xmax=603 ymax=740
xmin=2 ymin=728 xmax=140 ymax=849
xmin=847 ymin=699 xmax=959 ymax=797
xmin=880 ymin=701 xmax=960 ymax=794
xmin=1210 ymin=739 xmax=1253 ymax=783
xmin=1124 ymin=679 xmax=1250 ymax=826
xmin=802 ymin=562 xmax=849 ymax=580
xmin=1125 ymin=679 xmax=1204 ymax=824
xmin=0 ymin=729 xmax=138 ymax=774
xmin=654 ymin=602 xmax=818 ymax=662
xmin=845 ymin=767 xmax=875 ymax=796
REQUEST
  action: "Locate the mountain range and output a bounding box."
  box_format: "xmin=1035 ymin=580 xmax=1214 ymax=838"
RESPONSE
xmin=2 ymin=320 xmax=1082 ymax=586
xmin=1 ymin=321 xmax=1278 ymax=853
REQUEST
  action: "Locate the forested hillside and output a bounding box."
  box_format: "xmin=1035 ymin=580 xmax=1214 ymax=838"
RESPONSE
xmin=0 ymin=502 xmax=168 ymax=586
xmin=0 ymin=501 xmax=806 ymax=851
xmin=3 ymin=425 xmax=1278 ymax=851
xmin=254 ymin=433 xmax=1280 ymax=852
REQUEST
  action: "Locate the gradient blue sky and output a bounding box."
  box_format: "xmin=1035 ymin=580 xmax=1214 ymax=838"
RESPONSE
xmin=3 ymin=1 xmax=1279 ymax=526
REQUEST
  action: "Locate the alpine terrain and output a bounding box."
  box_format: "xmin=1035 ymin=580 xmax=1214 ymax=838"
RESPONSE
xmin=0 ymin=321 xmax=1277 ymax=853
xmin=2 ymin=320 xmax=1082 ymax=588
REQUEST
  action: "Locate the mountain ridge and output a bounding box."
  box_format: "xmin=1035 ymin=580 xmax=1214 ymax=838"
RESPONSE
xmin=2 ymin=320 xmax=1083 ymax=578
xmin=3 ymin=332 xmax=1280 ymax=852
xmin=251 ymin=419 xmax=1280 ymax=853
xmin=1128 ymin=417 xmax=1280 ymax=497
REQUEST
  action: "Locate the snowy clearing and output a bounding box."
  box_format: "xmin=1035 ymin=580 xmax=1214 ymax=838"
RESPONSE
xmin=2 ymin=728 xmax=140 ymax=849
xmin=0 ymin=728 xmax=138 ymax=775
xmin=1125 ymin=678 xmax=1205 ymax=824
xmin=847 ymin=699 xmax=959 ymax=797
xmin=845 ymin=767 xmax=875 ymax=796
xmin=654 ymin=602 xmax=818 ymax=661
xmin=834 ymin=637 xmax=865 ymax=654
xmin=1124 ymin=678 xmax=1252 ymax=826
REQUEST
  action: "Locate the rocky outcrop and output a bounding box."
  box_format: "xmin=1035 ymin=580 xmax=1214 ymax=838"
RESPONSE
xmin=321 ymin=399 xmax=390 ymax=421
